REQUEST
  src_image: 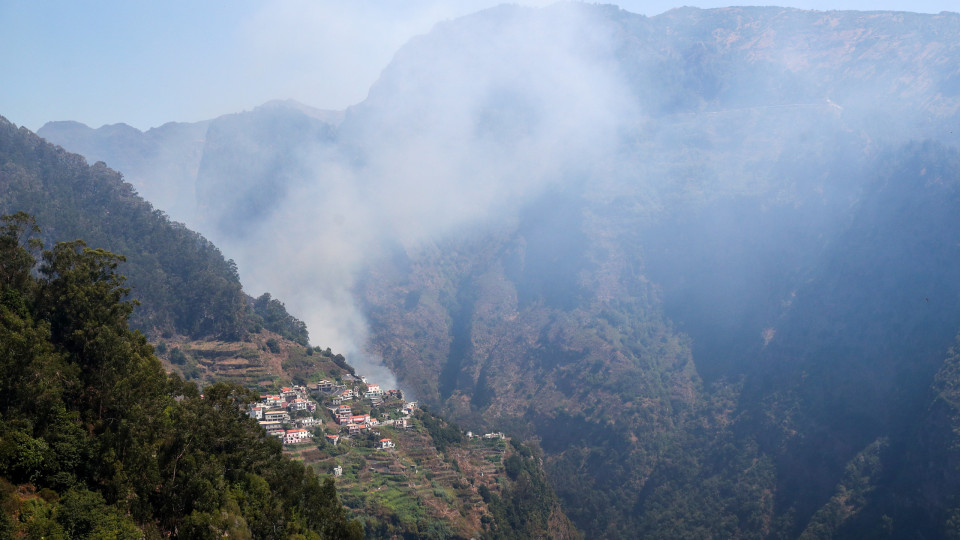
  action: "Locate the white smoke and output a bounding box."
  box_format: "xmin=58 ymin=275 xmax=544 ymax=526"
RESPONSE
xmin=214 ymin=4 xmax=640 ymax=389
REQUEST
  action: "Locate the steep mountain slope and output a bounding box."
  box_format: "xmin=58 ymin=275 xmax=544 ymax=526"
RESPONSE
xmin=0 ymin=115 xmax=253 ymax=339
xmin=194 ymin=101 xmax=339 ymax=240
xmin=32 ymin=4 xmax=960 ymax=537
xmin=739 ymin=142 xmax=960 ymax=537
xmin=36 ymin=118 xmax=208 ymax=225
xmin=348 ymin=6 xmax=960 ymax=537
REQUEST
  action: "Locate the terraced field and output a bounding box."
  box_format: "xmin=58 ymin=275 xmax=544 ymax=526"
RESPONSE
xmin=155 ymin=330 xmax=345 ymax=390
xmin=296 ymin=419 xmax=512 ymax=537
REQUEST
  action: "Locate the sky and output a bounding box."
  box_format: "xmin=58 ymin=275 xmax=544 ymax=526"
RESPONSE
xmin=1 ymin=0 xmax=958 ymax=132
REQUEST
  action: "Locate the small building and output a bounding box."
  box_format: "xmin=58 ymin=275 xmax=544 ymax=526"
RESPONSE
xmin=317 ymin=379 xmax=334 ymax=392
xmin=264 ymin=409 xmax=290 ymax=422
xmin=263 ymin=395 xmax=284 ymax=408
xmin=335 ymin=405 xmax=352 ymax=424
xmin=288 ymin=398 xmax=310 ymax=411
xmin=283 ymin=428 xmax=311 ymax=445
xmin=401 ymin=402 xmax=418 ymax=416
xmin=364 ymin=384 xmax=384 ymax=400
xmin=379 ymin=438 xmax=395 ymax=449
xmin=333 ymin=465 xmax=343 ymax=477
xmin=325 ymin=434 xmax=340 ymax=446
xmin=354 ymin=414 xmax=371 ymax=424
xmin=298 ymin=417 xmax=320 ymax=427
xmin=248 ymin=407 xmax=263 ymax=420
xmin=259 ymin=420 xmax=283 ymax=431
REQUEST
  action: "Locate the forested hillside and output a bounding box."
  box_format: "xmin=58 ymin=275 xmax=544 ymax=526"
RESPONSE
xmin=0 ymin=212 xmax=361 ymax=538
xmin=35 ymin=119 xmax=208 ymax=226
xmin=1 ymin=115 xmax=272 ymax=340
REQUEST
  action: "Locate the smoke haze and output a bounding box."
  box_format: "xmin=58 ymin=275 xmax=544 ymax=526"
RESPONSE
xmin=207 ymin=5 xmax=638 ymax=388
xmin=36 ymin=4 xmax=960 ymax=391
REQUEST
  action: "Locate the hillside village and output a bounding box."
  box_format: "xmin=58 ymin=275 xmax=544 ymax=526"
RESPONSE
xmin=248 ymin=374 xmax=414 ymax=448
xmin=248 ymin=373 xmax=506 ymax=451
xmin=241 ymin=371 xmax=530 ymax=536
xmin=151 ymin=336 xmax=538 ymax=535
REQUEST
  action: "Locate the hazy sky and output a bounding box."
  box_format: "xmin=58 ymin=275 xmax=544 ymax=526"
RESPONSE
xmin=1 ymin=0 xmax=956 ymax=131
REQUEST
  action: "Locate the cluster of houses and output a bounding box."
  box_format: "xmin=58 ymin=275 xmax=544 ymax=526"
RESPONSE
xmin=248 ymin=385 xmax=321 ymax=443
xmin=248 ymin=376 xmax=415 ymax=447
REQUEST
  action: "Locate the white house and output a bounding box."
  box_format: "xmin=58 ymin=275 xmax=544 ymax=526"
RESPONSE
xmin=298 ymin=417 xmax=320 ymax=428
xmin=283 ymin=428 xmax=310 ymax=445
xmin=335 ymin=405 xmax=352 ymax=424
xmin=288 ymin=398 xmax=310 ymax=411
xmin=263 ymin=395 xmax=284 ymax=408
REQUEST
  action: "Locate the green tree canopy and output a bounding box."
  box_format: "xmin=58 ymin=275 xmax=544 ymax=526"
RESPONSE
xmin=0 ymin=213 xmax=362 ymax=538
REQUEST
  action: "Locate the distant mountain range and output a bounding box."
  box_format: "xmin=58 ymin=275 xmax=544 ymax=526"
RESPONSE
xmin=34 ymin=5 xmax=960 ymax=537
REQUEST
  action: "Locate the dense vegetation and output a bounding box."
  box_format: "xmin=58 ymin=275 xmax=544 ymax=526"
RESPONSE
xmin=417 ymin=409 xmax=465 ymax=453
xmin=0 ymin=115 xmax=253 ymax=339
xmin=479 ymin=439 xmax=578 ymax=540
xmin=0 ymin=212 xmax=362 ymax=538
xmin=254 ymin=293 xmax=310 ymax=346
